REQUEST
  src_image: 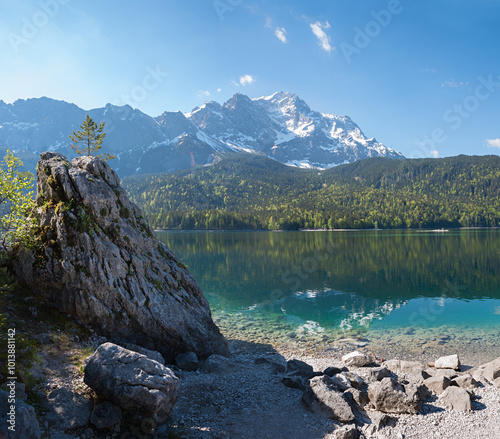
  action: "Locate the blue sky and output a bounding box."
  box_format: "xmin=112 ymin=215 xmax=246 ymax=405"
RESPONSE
xmin=1 ymin=0 xmax=499 ymax=159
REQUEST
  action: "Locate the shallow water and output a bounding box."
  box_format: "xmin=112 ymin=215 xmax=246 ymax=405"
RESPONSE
xmin=157 ymin=229 xmax=500 ymax=364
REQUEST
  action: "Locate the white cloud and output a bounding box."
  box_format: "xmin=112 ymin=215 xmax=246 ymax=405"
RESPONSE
xmin=239 ymin=74 xmax=255 ymax=86
xmin=265 ymin=17 xmax=272 ymax=28
xmin=217 ymin=88 xmax=222 ymax=92
xmin=197 ymin=90 xmax=210 ymax=99
xmin=310 ymin=21 xmax=333 ymax=53
xmin=441 ymin=79 xmax=468 ymax=88
xmin=430 ymin=150 xmax=439 ymax=158
xmin=274 ymin=27 xmax=287 ymax=43
xmin=485 ymin=138 xmax=500 ymax=148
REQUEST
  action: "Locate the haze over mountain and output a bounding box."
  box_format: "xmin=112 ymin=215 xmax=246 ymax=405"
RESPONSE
xmin=0 ymin=92 xmax=403 ymax=177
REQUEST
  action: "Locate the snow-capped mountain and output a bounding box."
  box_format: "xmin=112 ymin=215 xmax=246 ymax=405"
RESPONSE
xmin=0 ymin=93 xmax=403 ymax=177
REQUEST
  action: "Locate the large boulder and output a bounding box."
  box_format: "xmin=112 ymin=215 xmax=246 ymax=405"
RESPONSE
xmin=84 ymin=343 xmax=179 ymax=426
xmin=10 ymin=153 xmax=228 ymax=362
xmin=368 ymin=377 xmax=420 ymax=414
xmin=0 ymin=390 xmax=41 ymax=439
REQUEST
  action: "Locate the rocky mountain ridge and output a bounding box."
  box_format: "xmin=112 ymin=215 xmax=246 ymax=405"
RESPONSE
xmin=0 ymin=93 xmax=403 ymax=177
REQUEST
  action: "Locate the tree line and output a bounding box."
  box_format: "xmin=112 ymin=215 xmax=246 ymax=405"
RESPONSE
xmin=123 ymin=154 xmax=500 ymax=230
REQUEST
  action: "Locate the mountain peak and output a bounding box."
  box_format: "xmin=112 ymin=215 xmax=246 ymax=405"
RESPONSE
xmin=0 ymin=93 xmax=404 ymax=176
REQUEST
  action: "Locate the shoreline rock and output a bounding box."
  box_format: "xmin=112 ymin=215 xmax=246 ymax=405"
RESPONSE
xmin=10 ymin=152 xmax=228 ymax=362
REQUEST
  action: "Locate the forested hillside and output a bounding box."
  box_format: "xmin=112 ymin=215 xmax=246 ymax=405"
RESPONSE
xmin=123 ymin=154 xmax=500 ymax=230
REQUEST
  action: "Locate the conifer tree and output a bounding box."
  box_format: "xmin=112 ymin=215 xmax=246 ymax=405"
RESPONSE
xmin=69 ymin=115 xmax=115 ymax=160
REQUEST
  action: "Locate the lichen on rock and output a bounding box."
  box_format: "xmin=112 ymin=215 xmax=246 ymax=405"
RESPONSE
xmin=11 ymin=152 xmax=228 ymax=362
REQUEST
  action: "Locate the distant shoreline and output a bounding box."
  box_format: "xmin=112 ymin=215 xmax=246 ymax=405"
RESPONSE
xmin=154 ymin=226 xmax=500 ymax=233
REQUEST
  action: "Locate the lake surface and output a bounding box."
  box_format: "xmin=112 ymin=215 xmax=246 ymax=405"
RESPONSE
xmin=157 ymin=229 xmax=500 ymax=363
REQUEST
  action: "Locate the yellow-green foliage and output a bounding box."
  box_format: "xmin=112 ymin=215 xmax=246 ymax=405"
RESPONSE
xmin=0 ymin=151 xmax=37 ymax=250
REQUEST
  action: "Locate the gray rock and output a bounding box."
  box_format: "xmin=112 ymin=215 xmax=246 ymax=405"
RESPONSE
xmin=84 ymin=343 xmax=179 ymax=425
xmin=302 ymin=375 xmax=355 ymax=422
xmin=342 ymin=351 xmax=371 ymax=367
xmin=481 ymin=357 xmax=500 ymax=382
xmin=367 ymin=377 xmax=420 ymax=414
xmin=332 ymin=425 xmax=360 ymax=439
xmin=10 ymin=153 xmax=228 ymax=362
xmin=90 ymin=401 xmax=122 ymax=431
xmin=366 ymin=366 xmax=391 ymax=381
xmin=123 ymin=343 xmax=165 ymax=365
xmin=329 ymin=373 xmax=352 ymax=392
xmin=406 ymin=369 xmax=432 ymax=384
xmin=0 ymin=389 xmax=41 ymax=439
xmin=424 ymin=375 xmax=452 ymax=395
xmin=44 ymin=388 xmax=92 ymax=431
xmin=405 ymin=383 xmax=432 ymax=402
xmin=439 ymin=386 xmax=473 ymax=411
xmin=383 ymin=359 xmax=424 ymax=374
xmin=175 ymin=351 xmax=200 ymax=371
xmin=435 ymin=354 xmax=461 ymax=371
xmin=343 ymin=388 xmax=369 ymax=407
xmin=201 ymin=354 xmax=235 ymax=373
xmin=452 ymin=374 xmax=478 ymax=389
xmin=342 ymin=371 xmax=364 ymax=389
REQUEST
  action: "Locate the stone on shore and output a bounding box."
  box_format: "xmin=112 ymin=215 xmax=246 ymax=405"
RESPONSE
xmin=302 ymin=375 xmax=355 ymax=422
xmin=84 ymin=343 xmax=179 ymax=426
xmin=439 ymin=386 xmax=473 ymax=411
xmin=366 ymin=366 xmax=391 ymax=382
xmin=423 ymin=375 xmax=453 ymax=395
xmin=342 ymin=351 xmax=371 ymax=367
xmin=10 ymin=152 xmax=228 ymax=362
xmin=481 ymin=357 xmax=500 ymax=382
xmin=435 ymin=354 xmax=461 ymax=371
xmin=452 ymin=374 xmax=478 ymax=389
xmin=368 ymin=377 xmax=420 ymax=414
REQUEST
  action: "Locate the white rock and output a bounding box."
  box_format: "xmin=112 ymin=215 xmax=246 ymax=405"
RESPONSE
xmin=435 ymin=354 xmax=461 ymax=371
xmin=342 ymin=351 xmax=371 ymax=367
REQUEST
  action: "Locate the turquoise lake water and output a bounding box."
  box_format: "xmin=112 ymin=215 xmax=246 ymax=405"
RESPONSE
xmin=157 ymin=229 xmax=500 ymax=362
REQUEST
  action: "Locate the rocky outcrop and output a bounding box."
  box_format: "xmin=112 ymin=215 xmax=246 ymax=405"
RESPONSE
xmin=10 ymin=152 xmax=228 ymax=361
xmin=84 ymin=343 xmax=179 ymax=425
